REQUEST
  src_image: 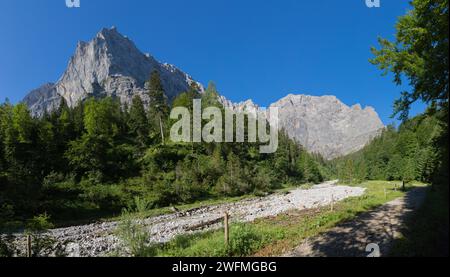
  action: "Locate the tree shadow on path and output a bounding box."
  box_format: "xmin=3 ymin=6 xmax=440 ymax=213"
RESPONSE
xmin=288 ymin=187 xmax=428 ymax=257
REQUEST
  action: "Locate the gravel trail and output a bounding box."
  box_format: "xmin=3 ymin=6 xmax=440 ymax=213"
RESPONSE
xmin=283 ymin=187 xmax=428 ymax=257
xmin=3 ymin=180 xmax=366 ymax=257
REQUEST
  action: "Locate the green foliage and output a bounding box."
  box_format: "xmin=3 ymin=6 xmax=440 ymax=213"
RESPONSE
xmin=367 ymin=0 xmax=450 ymax=248
xmin=390 ymin=184 xmax=449 ymax=256
xmin=0 ymin=80 xmax=327 ymax=229
xmin=147 ymin=70 xmax=170 ymax=143
xmin=26 ymin=213 xmax=54 ymax=232
xmin=115 ymin=200 xmax=157 ymax=257
xmin=23 ymin=213 xmax=58 ymax=257
xmin=147 ymin=181 xmax=408 ymax=257
xmin=333 ymin=111 xmax=445 ymax=185
xmin=84 ymin=97 xmax=121 ymax=138
xmin=370 ymin=0 xmax=449 ymax=121
xmin=128 ymin=95 xmax=149 ymax=148
xmin=227 ymin=224 xmax=262 ymax=256
xmin=202 ymin=82 xmax=221 ymax=108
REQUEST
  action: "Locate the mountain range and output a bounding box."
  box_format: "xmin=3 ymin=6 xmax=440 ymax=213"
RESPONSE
xmin=23 ymin=27 xmax=384 ymax=159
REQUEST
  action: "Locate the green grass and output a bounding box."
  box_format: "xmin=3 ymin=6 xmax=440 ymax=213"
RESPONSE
xmin=124 ymin=181 xmax=422 ymax=257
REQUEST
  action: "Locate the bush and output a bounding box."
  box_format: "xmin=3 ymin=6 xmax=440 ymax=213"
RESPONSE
xmin=25 ymin=213 xmax=59 ymax=257
xmin=26 ymin=213 xmax=54 ymax=232
xmin=115 ymin=198 xmax=158 ymax=257
xmin=227 ymin=224 xmax=262 ymax=257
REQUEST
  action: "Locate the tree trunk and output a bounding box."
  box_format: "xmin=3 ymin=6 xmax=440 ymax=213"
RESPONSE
xmin=159 ymin=116 xmax=165 ymax=145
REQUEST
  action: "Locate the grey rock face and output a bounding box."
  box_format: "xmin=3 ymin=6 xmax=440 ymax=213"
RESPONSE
xmin=23 ymin=27 xmax=384 ymax=159
xmin=23 ymin=27 xmax=203 ymax=116
xmin=23 ymin=83 xmax=60 ymax=116
xmin=271 ymin=94 xmax=384 ymax=159
xmin=219 ymin=96 xmax=260 ymax=113
xmin=221 ymin=94 xmax=384 ymax=159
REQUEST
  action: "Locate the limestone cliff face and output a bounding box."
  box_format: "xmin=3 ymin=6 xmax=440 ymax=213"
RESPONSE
xmin=221 ymin=94 xmax=384 ymax=159
xmin=270 ymin=94 xmax=384 ymax=159
xmin=23 ymin=27 xmax=203 ymax=116
xmin=23 ymin=28 xmax=384 ymax=159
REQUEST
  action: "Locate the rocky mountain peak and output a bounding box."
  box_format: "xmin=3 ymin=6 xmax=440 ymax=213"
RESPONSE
xmin=221 ymin=93 xmax=384 ymax=159
xmin=24 ymin=27 xmax=203 ymax=116
xmin=219 ymin=97 xmax=260 ymax=112
xmin=270 ymin=94 xmax=385 ymax=159
xmin=23 ymin=28 xmax=384 ymax=159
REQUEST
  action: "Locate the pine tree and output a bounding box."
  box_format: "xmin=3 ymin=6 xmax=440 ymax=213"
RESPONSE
xmin=202 ymin=81 xmax=221 ymax=108
xmin=147 ymin=70 xmax=169 ymax=144
xmin=12 ymin=103 xmax=34 ymax=143
xmin=83 ymin=97 xmax=121 ymax=138
xmin=128 ymin=95 xmax=149 ymax=148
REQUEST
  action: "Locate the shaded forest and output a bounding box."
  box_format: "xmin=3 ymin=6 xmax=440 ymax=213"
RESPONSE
xmin=0 ymin=72 xmax=327 ymax=229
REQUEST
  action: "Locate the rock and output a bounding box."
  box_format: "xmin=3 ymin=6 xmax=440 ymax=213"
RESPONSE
xmin=23 ymin=27 xmax=204 ymax=117
xmin=2 ymin=181 xmax=366 ymax=257
xmin=221 ymin=94 xmax=384 ymax=159
xmin=22 ymin=27 xmax=384 ymax=159
xmin=272 ymin=94 xmax=384 ymax=159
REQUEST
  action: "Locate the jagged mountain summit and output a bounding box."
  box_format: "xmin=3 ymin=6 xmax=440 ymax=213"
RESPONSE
xmin=271 ymin=94 xmax=384 ymax=159
xmin=23 ymin=27 xmax=384 ymax=159
xmin=24 ymin=27 xmax=203 ymax=116
xmin=221 ymin=94 xmax=384 ymax=159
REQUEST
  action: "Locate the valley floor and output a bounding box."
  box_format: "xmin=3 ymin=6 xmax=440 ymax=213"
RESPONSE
xmin=2 ymin=181 xmax=428 ymax=257
xmin=283 ymin=187 xmax=428 ymax=257
xmin=3 ymin=180 xmax=364 ymax=257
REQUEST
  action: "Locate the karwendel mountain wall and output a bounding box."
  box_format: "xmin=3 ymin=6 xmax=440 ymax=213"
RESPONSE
xmin=23 ymin=27 xmax=204 ymax=117
xmin=23 ymin=27 xmax=384 ymax=159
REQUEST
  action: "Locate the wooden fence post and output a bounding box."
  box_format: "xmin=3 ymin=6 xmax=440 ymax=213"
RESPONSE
xmin=26 ymin=235 xmax=32 ymax=258
xmin=224 ymin=212 xmax=229 ymax=246
xmin=331 ymin=195 xmax=334 ymax=212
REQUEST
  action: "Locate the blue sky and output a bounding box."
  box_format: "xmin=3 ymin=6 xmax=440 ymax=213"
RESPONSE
xmin=0 ymin=0 xmax=426 ymax=125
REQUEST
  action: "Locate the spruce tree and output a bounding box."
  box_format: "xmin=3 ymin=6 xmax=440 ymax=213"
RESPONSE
xmin=147 ymin=70 xmax=169 ymax=144
xmin=202 ymin=81 xmax=221 ymax=108
xmin=128 ymin=95 xmax=149 ymax=148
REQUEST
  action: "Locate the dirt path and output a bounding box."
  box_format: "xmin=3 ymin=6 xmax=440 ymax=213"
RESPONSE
xmin=283 ymin=187 xmax=428 ymax=257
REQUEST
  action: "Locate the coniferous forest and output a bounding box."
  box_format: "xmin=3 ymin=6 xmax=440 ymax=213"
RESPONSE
xmin=0 ymin=0 xmax=448 ymax=258
xmin=0 ymin=71 xmax=327 ymax=229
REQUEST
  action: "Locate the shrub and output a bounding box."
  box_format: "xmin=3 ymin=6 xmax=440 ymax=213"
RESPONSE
xmin=115 ymin=199 xmax=157 ymax=257
xmin=227 ymin=224 xmax=262 ymax=257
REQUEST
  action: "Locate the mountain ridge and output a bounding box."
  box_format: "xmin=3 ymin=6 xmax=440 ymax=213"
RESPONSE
xmin=221 ymin=94 xmax=384 ymax=159
xmin=23 ymin=27 xmax=384 ymax=159
xmin=24 ymin=27 xmax=204 ymax=117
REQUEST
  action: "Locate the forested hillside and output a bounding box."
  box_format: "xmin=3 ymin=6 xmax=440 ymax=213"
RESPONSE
xmin=0 ymin=71 xmax=327 ymax=230
xmin=332 ymin=0 xmax=448 ymax=189
xmin=333 ymin=0 xmax=448 ymax=256
xmin=332 ymin=107 xmax=446 ymax=185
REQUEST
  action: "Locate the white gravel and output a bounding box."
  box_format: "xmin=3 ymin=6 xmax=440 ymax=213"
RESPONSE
xmin=2 ymin=180 xmax=365 ymax=257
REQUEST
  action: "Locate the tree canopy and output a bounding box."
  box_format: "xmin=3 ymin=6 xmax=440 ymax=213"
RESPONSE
xmin=370 ymin=0 xmax=449 ymax=121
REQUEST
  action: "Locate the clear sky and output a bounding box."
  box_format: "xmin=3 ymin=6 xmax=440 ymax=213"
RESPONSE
xmin=0 ymin=0 xmax=426 ymax=125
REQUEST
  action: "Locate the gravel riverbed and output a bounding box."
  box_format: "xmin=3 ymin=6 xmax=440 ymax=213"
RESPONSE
xmin=2 ymin=180 xmax=365 ymax=257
